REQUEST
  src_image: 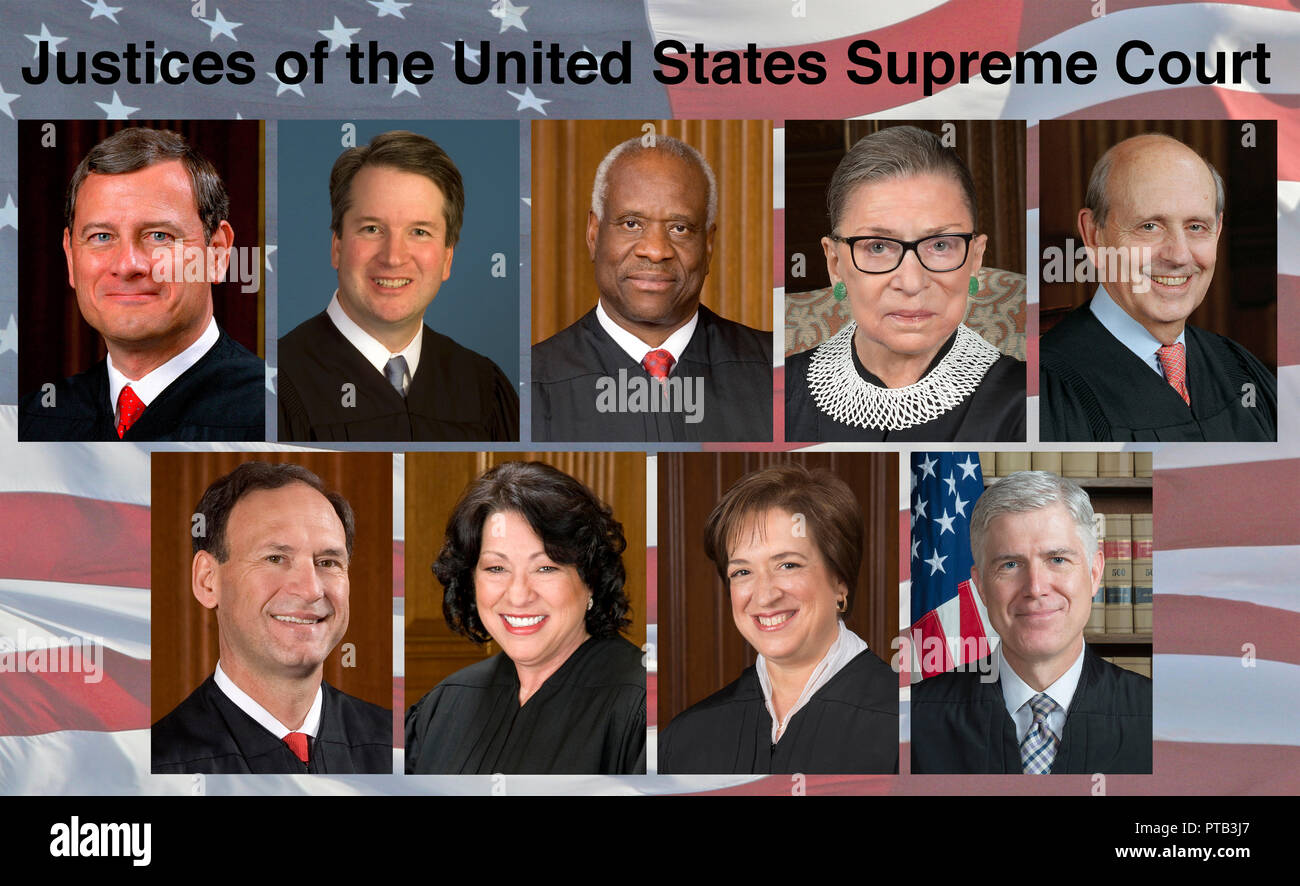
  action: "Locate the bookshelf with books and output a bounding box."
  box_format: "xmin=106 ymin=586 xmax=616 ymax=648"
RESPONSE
xmin=980 ymin=451 xmax=1153 ymax=678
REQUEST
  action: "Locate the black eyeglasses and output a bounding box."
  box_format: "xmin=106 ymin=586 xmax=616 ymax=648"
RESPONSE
xmin=830 ymin=233 xmax=974 ymax=274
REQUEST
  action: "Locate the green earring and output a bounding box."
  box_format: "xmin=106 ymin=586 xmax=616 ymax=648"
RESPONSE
xmin=968 ymin=275 xmax=979 ymax=295
xmin=833 ymin=280 xmax=847 ymax=301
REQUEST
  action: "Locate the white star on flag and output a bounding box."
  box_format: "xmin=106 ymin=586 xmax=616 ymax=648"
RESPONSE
xmin=266 ymin=70 xmax=304 ymax=98
xmin=82 ymin=0 xmax=123 ymax=24
xmin=925 ymin=551 xmax=947 ymax=576
xmin=957 ymin=455 xmax=979 ymax=480
xmin=318 ymin=17 xmax=360 ymax=52
xmin=442 ymin=41 xmax=481 ymax=65
xmin=391 ymin=73 xmax=420 ymax=99
xmin=201 ymin=9 xmax=243 ymax=42
xmin=953 ymin=493 xmax=969 ymax=517
xmin=507 ymin=87 xmax=550 ymax=114
xmin=935 ymin=509 xmax=956 ymax=536
xmin=490 ymin=0 xmax=529 ymax=33
xmin=25 ymin=23 xmax=68 ymax=58
xmin=369 ymin=0 xmax=411 ymax=18
xmin=0 ymin=82 xmax=18 ymax=119
xmin=943 ymin=472 xmax=957 ymax=496
xmin=95 ymin=91 xmax=139 ymax=119
xmin=0 ymin=195 xmax=16 ymax=231
xmin=918 ymin=455 xmax=937 ymax=479
xmin=264 ymin=245 xmax=277 ymax=273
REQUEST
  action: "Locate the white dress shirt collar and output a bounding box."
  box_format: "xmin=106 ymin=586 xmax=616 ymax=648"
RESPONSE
xmin=106 ymin=316 xmax=219 ymax=413
xmin=997 ymin=643 xmax=1086 ymax=743
xmin=213 ymin=661 xmax=324 ymax=738
xmin=756 ymin=620 xmax=868 ymax=744
xmin=1089 ymin=286 xmax=1186 ymax=378
xmin=595 ymin=300 xmax=698 ymax=370
xmin=326 ymin=292 xmax=423 ymax=393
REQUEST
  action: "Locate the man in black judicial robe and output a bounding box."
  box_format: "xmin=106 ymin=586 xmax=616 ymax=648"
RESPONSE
xmin=1040 ymin=132 xmax=1276 ymax=442
xmin=153 ymin=678 xmax=390 ymax=775
xmin=1040 ymin=301 xmax=1276 ymax=442
xmin=405 ymin=635 xmax=646 ymax=774
xmin=278 ymin=312 xmax=518 ymax=442
xmin=911 ymin=648 xmax=1152 ymax=774
xmin=910 ymin=471 xmax=1152 ymax=775
xmin=152 ymin=462 xmax=391 ymax=775
xmin=532 ymin=133 xmax=772 ymax=443
xmin=658 ymin=648 xmax=897 ymax=774
xmin=19 ymin=126 xmax=265 ymax=442
xmin=277 ymin=130 xmax=518 ymax=443
xmin=20 ymin=327 xmax=263 ymax=441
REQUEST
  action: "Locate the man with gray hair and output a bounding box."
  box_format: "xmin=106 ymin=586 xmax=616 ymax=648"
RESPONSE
xmin=531 ymin=134 xmax=772 ymax=442
xmin=911 ymin=470 xmax=1151 ymax=774
xmin=1040 ymin=132 xmax=1276 ymax=441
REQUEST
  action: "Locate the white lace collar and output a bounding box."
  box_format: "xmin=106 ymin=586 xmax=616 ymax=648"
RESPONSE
xmin=806 ymin=322 xmax=1001 ymax=430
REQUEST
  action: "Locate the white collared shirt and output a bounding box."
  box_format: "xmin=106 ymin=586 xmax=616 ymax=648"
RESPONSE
xmin=326 ymin=292 xmax=423 ymax=395
xmin=106 ymin=316 xmax=219 ymax=419
xmin=1090 ymin=286 xmax=1187 ymax=380
xmin=997 ymin=643 xmax=1086 ymax=743
xmin=213 ymin=661 xmax=323 ymax=738
xmin=595 ymin=300 xmax=698 ymax=372
xmin=756 ymin=620 xmax=868 ymax=744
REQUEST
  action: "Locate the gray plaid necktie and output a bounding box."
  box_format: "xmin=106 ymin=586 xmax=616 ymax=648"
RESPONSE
xmin=1020 ymin=692 xmax=1060 ymax=774
xmin=384 ymin=356 xmax=408 ymax=397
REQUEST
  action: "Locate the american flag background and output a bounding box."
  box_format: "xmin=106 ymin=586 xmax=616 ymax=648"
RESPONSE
xmin=0 ymin=1 xmax=1296 ymax=797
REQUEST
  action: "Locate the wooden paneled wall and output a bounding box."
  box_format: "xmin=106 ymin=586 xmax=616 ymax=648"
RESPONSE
xmin=404 ymin=452 xmax=647 ymax=711
xmin=785 ymin=120 xmax=1026 ymax=293
xmin=531 ymin=119 xmax=773 ymax=343
xmin=657 ymin=452 xmax=897 ymax=726
xmin=1039 ymin=120 xmax=1276 ymax=366
xmin=151 ymin=452 xmax=393 ymax=719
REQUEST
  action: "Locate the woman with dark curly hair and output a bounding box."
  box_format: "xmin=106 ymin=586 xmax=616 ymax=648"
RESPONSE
xmin=405 ymin=461 xmax=646 ymax=773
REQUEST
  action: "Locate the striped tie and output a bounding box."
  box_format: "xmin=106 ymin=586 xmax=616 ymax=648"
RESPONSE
xmin=1020 ymin=692 xmax=1060 ymax=775
xmin=1156 ymin=342 xmax=1190 ymax=405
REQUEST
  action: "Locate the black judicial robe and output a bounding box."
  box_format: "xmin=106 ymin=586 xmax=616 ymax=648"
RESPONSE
xmin=404 ymin=635 xmax=646 ymax=774
xmin=785 ymin=329 xmax=1025 ymax=442
xmin=531 ymin=306 xmax=772 ymax=442
xmin=910 ymin=649 xmax=1152 ymax=774
xmin=277 ymin=312 xmax=519 ymax=442
xmin=151 ymin=677 xmax=392 ymax=774
xmin=18 ymin=328 xmax=264 ymax=442
xmin=658 ymin=649 xmax=898 ymax=774
xmin=1040 ymin=304 xmax=1277 ymax=441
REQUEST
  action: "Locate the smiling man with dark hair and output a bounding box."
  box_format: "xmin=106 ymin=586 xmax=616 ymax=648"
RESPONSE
xmin=152 ymin=462 xmax=390 ymax=774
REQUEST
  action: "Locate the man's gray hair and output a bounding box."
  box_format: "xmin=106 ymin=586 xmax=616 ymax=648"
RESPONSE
xmin=590 ymin=135 xmax=717 ymax=228
xmin=1084 ymin=134 xmax=1225 ymax=227
xmin=969 ymin=470 xmax=1098 ymax=563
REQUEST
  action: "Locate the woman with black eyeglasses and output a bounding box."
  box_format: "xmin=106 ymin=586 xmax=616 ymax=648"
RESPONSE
xmin=785 ymin=126 xmax=1025 ymax=442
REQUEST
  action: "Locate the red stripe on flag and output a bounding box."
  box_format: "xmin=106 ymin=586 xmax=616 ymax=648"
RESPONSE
xmin=1156 ymin=596 xmax=1300 ymax=665
xmin=956 ymin=580 xmax=988 ymax=666
xmin=912 ymin=609 xmax=955 ymax=678
xmin=393 ymin=540 xmax=405 ymax=598
xmin=663 ymin=0 xmax=1025 ymax=118
xmin=0 ymin=648 xmax=147 ymax=736
xmin=1156 ymin=460 xmax=1300 ymax=550
xmin=0 ymin=493 xmax=149 ymax=588
xmin=647 ymin=672 xmax=657 ymax=729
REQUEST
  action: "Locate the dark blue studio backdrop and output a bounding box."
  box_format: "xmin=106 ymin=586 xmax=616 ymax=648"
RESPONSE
xmin=277 ymin=120 xmax=520 ymax=388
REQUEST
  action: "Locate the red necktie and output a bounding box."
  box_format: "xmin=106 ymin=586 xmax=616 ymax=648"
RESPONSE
xmin=115 ymin=386 xmax=146 ymax=438
xmin=641 ymin=349 xmax=675 ymax=381
xmin=283 ymin=732 xmax=309 ymax=764
xmin=1156 ymin=343 xmax=1190 ymax=405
